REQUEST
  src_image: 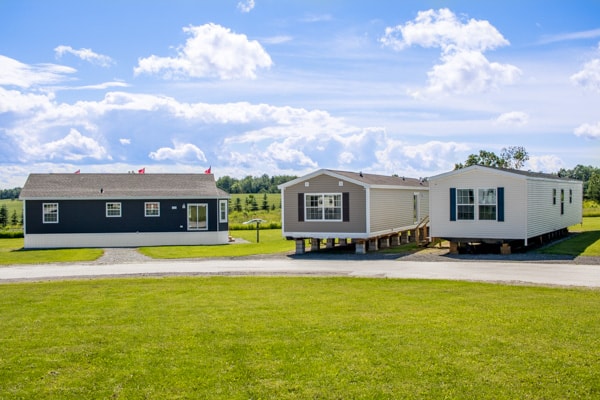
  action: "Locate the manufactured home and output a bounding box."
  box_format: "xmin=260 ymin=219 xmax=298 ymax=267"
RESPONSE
xmin=428 ymin=165 xmax=583 ymax=254
xmin=278 ymin=169 xmax=429 ymax=254
xmin=19 ymin=173 xmax=230 ymax=248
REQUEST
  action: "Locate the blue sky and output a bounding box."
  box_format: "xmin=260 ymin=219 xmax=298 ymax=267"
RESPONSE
xmin=1 ymin=0 xmax=599 ymax=188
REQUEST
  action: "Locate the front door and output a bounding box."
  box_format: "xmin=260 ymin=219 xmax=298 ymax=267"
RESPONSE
xmin=187 ymin=203 xmax=207 ymax=230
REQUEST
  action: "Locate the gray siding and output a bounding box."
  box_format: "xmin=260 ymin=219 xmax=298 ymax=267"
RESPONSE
xmin=369 ymin=188 xmax=428 ymax=234
xmin=282 ymin=174 xmax=366 ymax=236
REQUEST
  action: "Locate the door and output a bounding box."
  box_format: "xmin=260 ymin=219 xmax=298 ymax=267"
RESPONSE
xmin=187 ymin=203 xmax=207 ymax=230
xmin=413 ymin=193 xmax=420 ymax=224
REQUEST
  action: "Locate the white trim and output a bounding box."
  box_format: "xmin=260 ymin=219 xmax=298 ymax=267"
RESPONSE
xmin=23 ymin=231 xmax=229 ymax=249
xmin=219 ymin=199 xmax=228 ymax=223
xmin=282 ymin=224 xmax=421 ymax=240
xmin=42 ymin=202 xmax=59 ymax=224
xmin=187 ymin=203 xmax=208 ymax=231
xmin=106 ymin=202 xmax=122 ymax=218
xmin=304 ymin=193 xmax=343 ymax=222
xmin=144 ymin=202 xmax=160 ymax=217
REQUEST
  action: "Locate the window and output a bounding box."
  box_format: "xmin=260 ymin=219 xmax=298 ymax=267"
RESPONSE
xmin=219 ymin=200 xmax=228 ymax=223
xmin=456 ymin=189 xmax=474 ymax=220
xmin=43 ymin=203 xmax=58 ymax=223
xmin=145 ymin=202 xmax=160 ymax=217
xmin=561 ymin=189 xmax=565 ymax=215
xmin=569 ymin=189 xmax=573 ymax=204
xmin=478 ymin=188 xmax=497 ymax=220
xmin=553 ymin=188 xmax=557 ymax=205
xmin=106 ymin=202 xmax=122 ymax=217
xmin=305 ymin=193 xmax=342 ymax=221
xmin=187 ymin=203 xmax=207 ymax=230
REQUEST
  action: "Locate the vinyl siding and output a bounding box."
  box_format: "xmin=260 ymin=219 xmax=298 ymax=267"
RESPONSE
xmin=526 ymin=179 xmax=583 ymax=238
xmin=429 ymin=169 xmax=528 ymax=240
xmin=369 ymin=188 xmax=428 ymax=234
xmin=281 ymin=174 xmax=366 ymax=235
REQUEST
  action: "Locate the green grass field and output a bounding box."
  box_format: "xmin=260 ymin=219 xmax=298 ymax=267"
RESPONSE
xmin=1 ymin=277 xmax=599 ymax=399
xmin=540 ymin=217 xmax=600 ymax=256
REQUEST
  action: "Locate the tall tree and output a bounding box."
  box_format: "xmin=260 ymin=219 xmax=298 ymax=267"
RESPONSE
xmin=587 ymin=172 xmax=600 ymax=202
xmin=0 ymin=205 xmax=7 ymax=227
xmin=455 ymin=146 xmax=529 ymax=170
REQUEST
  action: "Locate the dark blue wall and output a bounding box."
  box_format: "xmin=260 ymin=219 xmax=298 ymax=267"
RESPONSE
xmin=25 ymin=199 xmax=228 ymax=234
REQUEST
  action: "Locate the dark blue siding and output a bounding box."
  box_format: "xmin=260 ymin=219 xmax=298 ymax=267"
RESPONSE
xmin=25 ymin=199 xmax=227 ymax=234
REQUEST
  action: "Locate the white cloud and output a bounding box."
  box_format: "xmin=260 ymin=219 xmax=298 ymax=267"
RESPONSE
xmin=149 ymin=141 xmax=207 ymax=162
xmin=66 ymin=81 xmax=129 ymax=90
xmin=54 ymin=45 xmax=114 ymax=67
xmin=29 ymin=128 xmax=110 ymax=161
xmin=526 ymin=155 xmax=564 ymax=173
xmin=261 ymin=35 xmax=293 ymax=45
xmin=571 ymin=58 xmax=600 ymax=92
xmin=539 ymin=28 xmax=600 ymax=45
xmin=134 ymin=23 xmax=272 ymax=80
xmin=381 ymin=8 xmax=520 ymax=97
xmin=0 ymin=55 xmax=75 ymax=88
xmin=574 ymin=122 xmax=600 ymax=139
xmin=495 ymin=111 xmax=529 ymax=126
xmin=237 ymin=0 xmax=255 ymax=13
xmin=120 ymin=138 xmax=131 ymax=145
xmin=376 ymin=140 xmax=470 ymax=173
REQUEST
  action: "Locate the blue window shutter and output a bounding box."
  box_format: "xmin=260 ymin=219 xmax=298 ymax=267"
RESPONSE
xmin=497 ymin=187 xmax=504 ymax=222
xmin=450 ymin=188 xmax=456 ymax=221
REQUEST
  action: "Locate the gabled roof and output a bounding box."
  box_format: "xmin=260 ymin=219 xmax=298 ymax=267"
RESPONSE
xmin=429 ymin=165 xmax=582 ymax=183
xmin=20 ymin=173 xmax=229 ymax=200
xmin=278 ymin=169 xmax=428 ymax=190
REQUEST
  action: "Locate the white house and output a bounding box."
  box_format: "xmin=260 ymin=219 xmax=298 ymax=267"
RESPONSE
xmin=428 ymin=165 xmax=583 ymax=254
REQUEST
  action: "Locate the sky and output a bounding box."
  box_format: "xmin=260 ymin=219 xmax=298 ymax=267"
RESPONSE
xmin=1 ymin=0 xmax=599 ymax=188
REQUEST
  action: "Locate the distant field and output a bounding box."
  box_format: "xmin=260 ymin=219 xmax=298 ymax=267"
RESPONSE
xmin=0 ymin=199 xmax=22 ymax=222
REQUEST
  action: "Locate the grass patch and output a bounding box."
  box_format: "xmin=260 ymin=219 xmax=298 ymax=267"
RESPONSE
xmin=541 ymin=217 xmax=600 ymax=257
xmin=0 ymin=238 xmax=103 ymax=265
xmin=139 ymin=229 xmax=293 ymax=259
xmin=1 ymin=277 xmax=599 ymax=399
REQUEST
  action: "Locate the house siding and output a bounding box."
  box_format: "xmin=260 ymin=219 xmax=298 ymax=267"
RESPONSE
xmin=282 ymin=174 xmax=366 ymax=236
xmin=24 ymin=198 xmax=225 ymax=234
xmin=526 ymin=179 xmax=583 ymax=238
xmin=429 ymin=169 xmax=528 ymax=240
xmin=369 ymin=188 xmax=428 ymax=234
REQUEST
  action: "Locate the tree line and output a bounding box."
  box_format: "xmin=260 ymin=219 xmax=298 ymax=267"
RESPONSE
xmin=0 ymin=188 xmax=21 ymax=200
xmin=558 ymin=165 xmax=600 ymax=202
xmin=216 ymin=174 xmax=297 ymax=194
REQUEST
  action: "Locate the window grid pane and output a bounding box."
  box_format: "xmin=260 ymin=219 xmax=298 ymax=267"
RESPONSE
xmin=456 ymin=189 xmax=474 ymax=220
xmin=106 ymin=202 xmax=121 ymax=217
xmin=43 ymin=203 xmax=58 ymax=223
xmin=305 ymin=194 xmax=342 ymax=221
xmin=145 ymin=202 xmax=160 ymax=217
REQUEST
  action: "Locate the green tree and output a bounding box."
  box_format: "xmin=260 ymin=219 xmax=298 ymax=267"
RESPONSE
xmin=261 ymin=193 xmax=269 ymax=211
xmin=0 ymin=205 xmax=7 ymax=227
xmin=10 ymin=210 xmax=18 ymax=226
xmin=587 ymin=172 xmax=600 ymax=202
xmin=455 ymin=146 xmax=529 ymax=170
xmin=234 ymin=197 xmax=242 ymax=212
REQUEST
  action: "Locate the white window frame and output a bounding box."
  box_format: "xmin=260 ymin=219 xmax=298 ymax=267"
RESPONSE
xmin=145 ymin=202 xmax=160 ymax=217
xmin=456 ymin=189 xmax=474 ymax=220
xmin=106 ymin=202 xmax=122 ymax=218
xmin=219 ymin=200 xmax=228 ymax=223
xmin=478 ymin=188 xmax=497 ymax=221
xmin=42 ymin=203 xmax=59 ymax=224
xmin=305 ymin=193 xmax=342 ymax=221
xmin=187 ymin=203 xmax=208 ymax=231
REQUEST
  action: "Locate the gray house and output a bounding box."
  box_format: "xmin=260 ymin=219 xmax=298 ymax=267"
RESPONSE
xmin=20 ymin=173 xmax=230 ymax=249
xmin=429 ymin=165 xmax=583 ymax=254
xmin=278 ymin=169 xmax=429 ymax=254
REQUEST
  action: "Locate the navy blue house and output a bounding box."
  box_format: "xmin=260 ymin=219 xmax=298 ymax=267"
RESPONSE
xmin=19 ymin=173 xmax=230 ymax=248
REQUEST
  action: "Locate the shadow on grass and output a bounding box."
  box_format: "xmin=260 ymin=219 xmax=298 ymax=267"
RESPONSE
xmin=541 ymin=231 xmax=600 ymax=257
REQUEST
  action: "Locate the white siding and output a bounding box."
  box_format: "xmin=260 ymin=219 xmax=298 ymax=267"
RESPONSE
xmin=526 ymin=179 xmax=583 ymax=238
xmin=430 ymin=169 xmax=528 ymax=240
xmin=369 ymin=188 xmax=428 ymax=234
xmin=24 ymin=231 xmax=229 ymax=249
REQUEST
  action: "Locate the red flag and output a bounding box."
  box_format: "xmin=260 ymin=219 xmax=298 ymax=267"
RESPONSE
xmin=204 ymin=166 xmax=211 ymax=174
xmin=138 ymin=168 xmax=145 ymax=174
xmin=74 ymin=169 xmax=80 ymax=174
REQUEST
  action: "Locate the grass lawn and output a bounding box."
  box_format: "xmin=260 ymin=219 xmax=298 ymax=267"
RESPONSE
xmin=0 ymin=238 xmax=102 ymax=265
xmin=1 ymin=277 xmax=599 ymax=399
xmin=139 ymin=229 xmax=294 ymax=259
xmin=540 ymin=217 xmax=600 ymax=257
